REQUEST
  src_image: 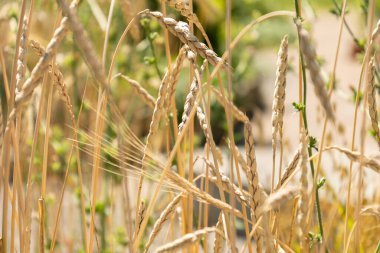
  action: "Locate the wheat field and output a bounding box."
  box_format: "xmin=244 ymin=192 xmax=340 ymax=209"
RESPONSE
xmin=0 ymin=0 xmax=379 ymax=252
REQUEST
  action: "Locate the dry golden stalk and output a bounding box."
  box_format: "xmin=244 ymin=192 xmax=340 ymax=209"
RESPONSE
xmin=154 ymin=227 xmax=215 ymax=253
xmin=57 ymin=0 xmax=108 ymax=88
xmin=297 ymin=129 xmax=309 ymax=249
xmin=38 ymin=197 xmax=45 ymax=253
xmin=260 ymin=186 xmax=299 ymax=213
xmin=243 ymin=122 xmax=263 ymax=253
xmin=271 ymin=34 xmax=288 ymax=164
xmin=144 ymin=194 xmax=182 ymax=253
xmin=147 ymin=11 xmax=224 ymax=67
xmin=165 ymin=46 xmax=187 ymax=111
xmin=366 ymin=58 xmax=380 ymax=147
xmin=16 ymin=17 xmax=28 ymax=90
xmin=213 ymin=214 xmax=224 ymax=253
xmin=117 ymin=74 xmax=156 ymax=109
xmin=297 ymin=25 xmax=335 ymax=122
xmin=325 ymin=146 xmax=380 ymax=174
xmin=277 ymin=149 xmax=301 ymax=189
xmin=29 ymin=40 xmax=76 ymax=125
xmin=11 ymin=0 xmax=79 ymax=118
xmin=211 ymin=86 xmax=249 ymax=123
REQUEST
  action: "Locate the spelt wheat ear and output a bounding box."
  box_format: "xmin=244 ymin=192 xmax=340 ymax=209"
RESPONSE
xmin=144 ymin=194 xmax=182 ymax=253
xmin=297 ymin=129 xmax=309 ymax=250
xmin=297 ymin=25 xmax=335 ymax=122
xmin=324 ymin=146 xmax=380 ymax=174
xmin=116 ymin=74 xmax=156 ymax=109
xmin=178 ymin=58 xmax=207 ymax=134
xmin=211 ymin=86 xmax=249 ymax=123
xmin=165 ymin=46 xmax=187 ymax=111
xmin=366 ymin=58 xmax=380 ymax=148
xmin=243 ymin=122 xmax=263 ymax=253
xmin=271 ymin=34 xmax=288 ymax=160
xmin=154 ymin=227 xmax=216 ymax=253
xmin=16 ymin=17 xmax=28 ymax=90
xmin=260 ymin=186 xmax=299 ymax=213
xmin=276 ymin=148 xmax=301 ymax=190
xmin=30 ymin=40 xmax=76 ymax=125
xmin=198 ymin=156 xmax=250 ymax=207
xmin=10 ymin=0 xmax=79 ymax=125
xmin=146 ymin=11 xmax=226 ymax=68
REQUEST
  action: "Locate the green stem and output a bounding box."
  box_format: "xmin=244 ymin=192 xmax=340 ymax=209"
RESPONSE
xmin=295 ymin=1 xmax=327 ymax=252
xmin=143 ymin=24 xmax=162 ymax=79
xmin=374 ymin=240 xmax=380 ymax=253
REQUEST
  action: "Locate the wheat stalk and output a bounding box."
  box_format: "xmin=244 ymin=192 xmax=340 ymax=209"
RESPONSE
xmin=146 ymin=11 xmax=225 ymax=67
xmin=144 ymin=194 xmax=182 ymax=253
xmin=297 ymin=25 xmax=335 ymax=122
xmin=297 ymin=129 xmax=309 ymax=250
xmin=154 ymin=227 xmax=216 ymax=253
xmin=366 ymin=58 xmax=380 ymax=147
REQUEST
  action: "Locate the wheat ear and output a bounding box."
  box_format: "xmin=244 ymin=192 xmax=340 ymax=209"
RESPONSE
xmin=213 ymin=213 xmax=224 ymax=253
xmin=243 ymin=122 xmax=263 ymax=253
xmin=165 ymin=46 xmax=187 ymax=111
xmin=144 ymin=194 xmax=182 ymax=253
xmin=117 ymin=74 xmax=156 ymax=109
xmin=16 ymin=17 xmax=28 ymax=90
xmin=276 ymin=149 xmax=301 ymax=190
xmin=198 ymin=156 xmax=250 ymax=207
xmin=297 ymin=129 xmax=309 ymax=250
xmin=30 ymin=40 xmax=76 ymax=125
xmin=178 ymin=57 xmax=206 ymax=133
xmin=271 ymin=35 xmax=288 ymax=188
xmin=146 ymin=11 xmax=225 ymax=67
xmin=166 ymin=0 xmax=211 ymax=48
xmin=297 ymin=25 xmax=335 ymax=122
xmin=9 ymin=0 xmax=79 ymax=127
xmin=212 ymin=86 xmax=249 ymax=123
xmin=154 ymin=227 xmax=216 ymax=253
xmin=324 ymin=146 xmax=380 ymax=174
xmin=260 ymin=186 xmax=299 ymax=213
xmin=366 ymin=58 xmax=380 ymax=147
